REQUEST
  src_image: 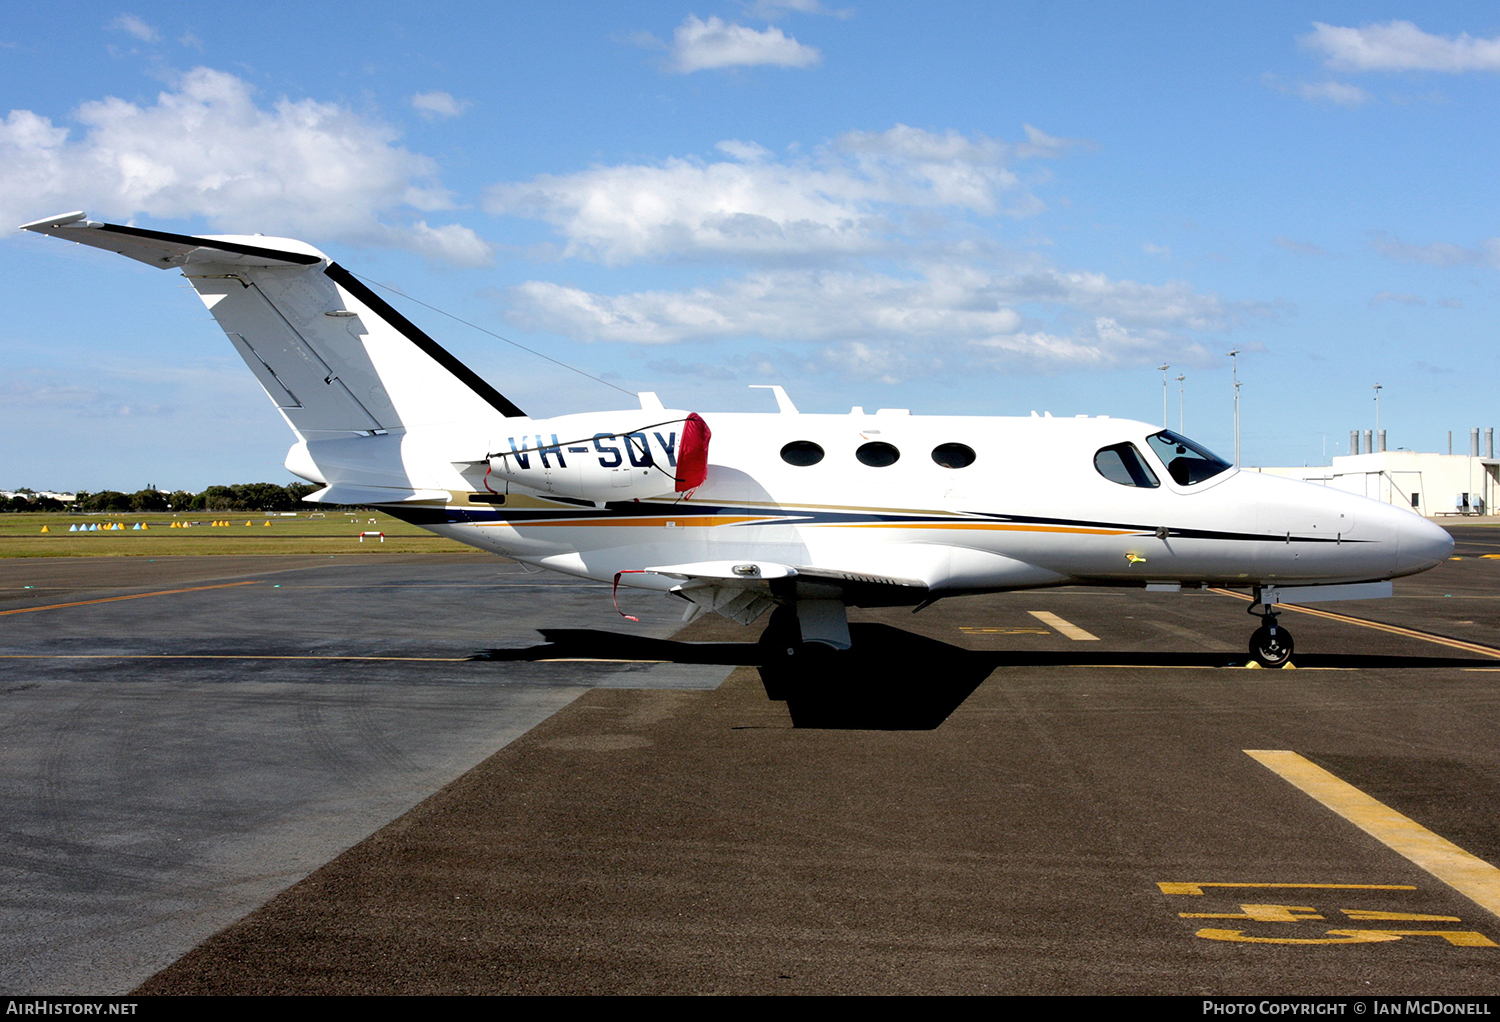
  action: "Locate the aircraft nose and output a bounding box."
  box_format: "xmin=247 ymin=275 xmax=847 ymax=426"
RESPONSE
xmin=1395 ymin=513 xmax=1455 ymax=576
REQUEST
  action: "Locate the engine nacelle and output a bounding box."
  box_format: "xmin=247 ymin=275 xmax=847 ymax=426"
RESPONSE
xmin=486 ymin=412 xmax=710 ymax=503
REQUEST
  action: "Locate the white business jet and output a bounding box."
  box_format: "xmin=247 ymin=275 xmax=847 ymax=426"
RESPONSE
xmin=21 ymin=212 xmax=1454 ymax=668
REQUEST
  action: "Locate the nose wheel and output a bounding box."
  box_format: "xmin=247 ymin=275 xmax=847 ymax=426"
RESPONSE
xmin=1247 ymin=600 xmax=1294 ymax=668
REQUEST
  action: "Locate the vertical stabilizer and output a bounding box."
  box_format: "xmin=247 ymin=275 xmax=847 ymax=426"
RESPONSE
xmin=20 ymin=214 xmax=524 ymax=439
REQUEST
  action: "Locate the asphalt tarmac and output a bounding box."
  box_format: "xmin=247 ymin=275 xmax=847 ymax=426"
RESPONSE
xmin=5 ymin=528 xmax=1500 ymax=994
xmin=0 ymin=554 xmax=730 ymax=994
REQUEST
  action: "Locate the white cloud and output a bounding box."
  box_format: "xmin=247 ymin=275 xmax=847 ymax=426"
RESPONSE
xmin=1370 ymin=291 xmax=1426 ymax=307
xmin=1262 ymin=72 xmax=1371 ymax=106
xmin=668 ymin=15 xmax=821 ymax=72
xmin=110 ymin=14 xmax=159 ymax=43
xmin=504 ymin=263 xmax=1225 ymax=378
xmin=410 ymin=90 xmax=468 ymax=120
xmin=1370 ymin=232 xmax=1500 ymax=267
xmin=484 ymin=124 xmax=1071 ymax=263
xmin=1297 ymin=80 xmax=1369 ymax=105
xmin=0 ymin=67 xmax=490 ymax=265
xmin=1303 ymin=20 xmax=1500 ymax=73
xmin=1273 ymin=236 xmax=1326 ymax=256
xmin=486 ymin=122 xmax=1248 ymax=379
xmin=398 ymin=221 xmax=493 ymax=267
xmin=742 ymin=0 xmax=853 ymax=19
xmin=715 ymin=139 xmax=772 ymax=162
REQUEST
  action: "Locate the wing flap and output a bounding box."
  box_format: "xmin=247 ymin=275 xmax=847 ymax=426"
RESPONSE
xmin=640 ymin=560 xmax=799 ymax=585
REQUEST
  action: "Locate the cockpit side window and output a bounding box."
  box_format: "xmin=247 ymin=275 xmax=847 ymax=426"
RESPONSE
xmin=1094 ymin=442 xmax=1160 ymax=488
xmin=1146 ymin=430 xmax=1231 ymax=486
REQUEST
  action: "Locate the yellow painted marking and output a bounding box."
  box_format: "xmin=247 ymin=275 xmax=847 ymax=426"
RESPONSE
xmin=1482 ymin=554 xmax=1500 ymax=560
xmin=1194 ymin=928 xmax=1495 ymax=946
xmin=1346 ymin=929 xmax=1495 ymax=946
xmin=1196 ymin=928 xmax=1399 ymax=945
xmin=1210 ymin=588 xmax=1500 ymax=660
xmin=1028 ymin=610 xmax=1099 ymax=641
xmin=1247 ymin=750 xmax=1500 ymax=920
xmin=1158 ymin=882 xmax=1416 ymax=895
xmin=1343 ymin=909 xmax=1461 ymax=922
xmin=958 ymin=626 xmax=1050 ymax=635
xmin=1180 ymin=904 xmax=1324 ymax=922
xmin=0 ymin=581 xmax=262 ymax=616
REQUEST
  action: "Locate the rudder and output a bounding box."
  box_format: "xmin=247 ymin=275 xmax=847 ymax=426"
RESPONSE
xmin=20 ymin=212 xmax=524 ymax=439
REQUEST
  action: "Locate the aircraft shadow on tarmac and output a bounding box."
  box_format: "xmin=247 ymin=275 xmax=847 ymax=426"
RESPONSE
xmin=470 ymin=624 xmax=1497 ymax=731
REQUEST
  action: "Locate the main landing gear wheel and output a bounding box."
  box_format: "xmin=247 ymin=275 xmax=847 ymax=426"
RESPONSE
xmin=1249 ymin=622 xmax=1294 ymax=668
xmin=757 ymin=605 xmax=804 ymax=700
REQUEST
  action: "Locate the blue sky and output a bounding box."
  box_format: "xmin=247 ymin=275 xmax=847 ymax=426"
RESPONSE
xmin=2 ymin=2 xmax=1497 ymax=491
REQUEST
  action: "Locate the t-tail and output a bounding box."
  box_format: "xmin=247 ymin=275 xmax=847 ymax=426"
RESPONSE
xmin=20 ymin=211 xmax=527 ymax=505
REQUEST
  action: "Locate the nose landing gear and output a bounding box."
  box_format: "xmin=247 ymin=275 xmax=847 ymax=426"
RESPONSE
xmin=1247 ymin=598 xmax=1294 ymax=668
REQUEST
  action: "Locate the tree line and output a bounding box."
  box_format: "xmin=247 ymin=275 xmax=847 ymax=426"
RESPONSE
xmin=3 ymin=482 xmax=323 ymax=513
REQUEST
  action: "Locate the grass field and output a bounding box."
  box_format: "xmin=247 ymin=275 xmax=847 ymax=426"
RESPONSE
xmin=0 ymin=511 xmax=483 ymax=557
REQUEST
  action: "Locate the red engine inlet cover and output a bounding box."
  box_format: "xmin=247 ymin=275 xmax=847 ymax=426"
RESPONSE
xmin=674 ymin=412 xmax=711 ymax=492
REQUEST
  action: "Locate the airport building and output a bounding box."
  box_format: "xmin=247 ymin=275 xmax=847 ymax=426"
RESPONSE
xmin=1 ymin=490 xmax=76 ymax=503
xmin=1249 ymin=427 xmax=1498 ymax=517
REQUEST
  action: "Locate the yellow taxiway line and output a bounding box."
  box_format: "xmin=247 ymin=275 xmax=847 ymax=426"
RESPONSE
xmin=1247 ymin=750 xmax=1500 ymax=920
xmin=0 ymin=580 xmax=263 ymax=616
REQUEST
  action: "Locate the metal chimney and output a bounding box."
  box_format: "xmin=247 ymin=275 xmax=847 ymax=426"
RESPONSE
xmin=1377 ymin=430 xmax=1386 ymax=453
xmin=1363 ymin=430 xmax=1373 ymax=455
xmin=1487 ymin=427 xmax=1495 ymax=458
xmin=1471 ymin=428 xmax=1481 ymax=457
xmin=1349 ymin=430 xmax=1359 ymax=456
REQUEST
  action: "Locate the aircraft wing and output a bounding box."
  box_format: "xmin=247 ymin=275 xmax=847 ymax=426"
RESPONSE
xmin=634 ymin=559 xmax=928 ymax=625
xmin=19 ymin=211 xmax=323 ymax=268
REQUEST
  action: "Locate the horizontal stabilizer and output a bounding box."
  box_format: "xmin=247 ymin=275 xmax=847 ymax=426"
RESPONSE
xmin=19 ymin=212 xmax=322 ymax=268
xmin=21 ymin=211 xmax=526 ymax=445
xmin=304 ymin=484 xmax=452 ymax=506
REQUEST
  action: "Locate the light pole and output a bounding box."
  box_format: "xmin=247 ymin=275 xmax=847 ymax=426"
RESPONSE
xmin=1176 ymin=374 xmax=1185 ymax=433
xmin=1158 ymin=364 xmax=1170 ymax=428
xmin=1227 ymin=349 xmax=1242 ymax=466
xmin=1373 ymin=383 xmax=1382 ymax=442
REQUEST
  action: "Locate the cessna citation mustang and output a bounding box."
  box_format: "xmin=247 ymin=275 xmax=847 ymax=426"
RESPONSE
xmin=22 ymin=212 xmax=1454 ymax=670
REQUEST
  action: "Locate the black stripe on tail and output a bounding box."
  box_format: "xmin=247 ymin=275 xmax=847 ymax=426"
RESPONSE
xmin=324 ymin=263 xmax=526 ymax=419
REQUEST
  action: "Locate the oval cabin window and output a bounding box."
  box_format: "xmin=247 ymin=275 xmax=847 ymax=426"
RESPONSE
xmin=931 ymin=443 xmax=975 ymax=469
xmin=856 ymin=441 xmax=901 ymax=467
xmin=780 ymin=440 xmax=825 ymax=467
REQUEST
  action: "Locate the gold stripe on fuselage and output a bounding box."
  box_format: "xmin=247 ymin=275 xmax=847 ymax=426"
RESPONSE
xmin=476 ymin=512 xmax=1137 ymax=536
xmin=480 ymin=515 xmax=777 ymax=529
xmin=835 ymin=521 xmax=1135 ymax=536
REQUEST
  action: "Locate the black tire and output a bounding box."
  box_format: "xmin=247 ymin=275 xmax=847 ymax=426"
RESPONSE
xmin=757 ymin=606 xmax=802 ymax=699
xmin=1249 ymin=625 xmax=1294 ymax=668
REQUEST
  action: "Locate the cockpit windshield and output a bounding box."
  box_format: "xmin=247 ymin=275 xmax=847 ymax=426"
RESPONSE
xmin=1146 ymin=430 xmax=1232 ymax=486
